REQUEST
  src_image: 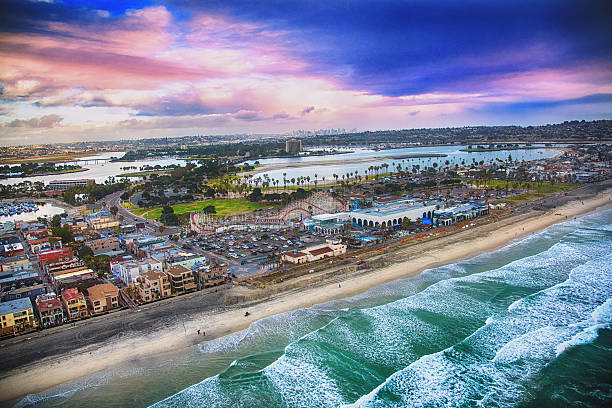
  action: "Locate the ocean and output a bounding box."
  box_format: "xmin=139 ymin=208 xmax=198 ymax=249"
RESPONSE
xmin=16 ymin=207 xmax=612 ymax=408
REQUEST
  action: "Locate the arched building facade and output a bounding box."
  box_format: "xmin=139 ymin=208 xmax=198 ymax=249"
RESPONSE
xmin=349 ymin=201 xmax=439 ymax=229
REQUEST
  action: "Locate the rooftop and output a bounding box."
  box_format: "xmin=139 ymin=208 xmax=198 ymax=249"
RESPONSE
xmin=165 ymin=264 xmax=191 ymax=277
xmin=87 ymin=283 xmax=119 ymax=299
xmin=61 ymin=287 xmax=83 ymax=301
xmin=139 ymin=270 xmax=166 ymax=281
xmin=0 ymin=272 xmax=39 ymax=284
xmin=350 ymin=199 xmax=438 ymax=217
xmin=0 ymin=297 xmax=33 ymax=315
xmin=6 ymin=283 xmax=46 ymax=295
xmin=284 ymin=251 xmax=307 ymax=258
xmin=308 ymin=246 xmax=333 ymax=256
xmin=37 ymin=296 xmax=63 ymax=313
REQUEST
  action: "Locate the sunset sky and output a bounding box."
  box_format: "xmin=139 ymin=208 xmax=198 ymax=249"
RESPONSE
xmin=1 ymin=0 xmax=611 ymax=145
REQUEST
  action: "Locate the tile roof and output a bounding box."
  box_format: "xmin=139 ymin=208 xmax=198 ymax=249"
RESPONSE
xmin=308 ymin=246 xmax=333 ymax=256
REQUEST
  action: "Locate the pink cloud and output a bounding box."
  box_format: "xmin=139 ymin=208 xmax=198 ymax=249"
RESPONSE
xmin=5 ymin=114 xmax=63 ymax=128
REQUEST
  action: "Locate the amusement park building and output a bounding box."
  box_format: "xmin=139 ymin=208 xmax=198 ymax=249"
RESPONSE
xmin=349 ymin=200 xmax=439 ymax=228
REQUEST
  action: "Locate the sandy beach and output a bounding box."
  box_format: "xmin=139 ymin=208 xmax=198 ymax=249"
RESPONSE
xmin=0 ymin=184 xmax=610 ymax=405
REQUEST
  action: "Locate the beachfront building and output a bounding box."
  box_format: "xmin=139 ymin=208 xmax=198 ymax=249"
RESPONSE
xmin=282 ymin=251 xmax=308 ymax=264
xmin=136 ymin=270 xmax=172 ymax=302
xmin=114 ymin=258 xmax=163 ymax=286
xmin=61 ymin=288 xmax=89 ymax=320
xmin=161 ymin=253 xmax=206 ymax=270
xmin=165 ymin=265 xmax=196 ymax=295
xmin=349 ymin=200 xmax=439 ymax=229
xmin=434 ymin=203 xmax=490 ymax=226
xmin=193 ymin=264 xmax=227 ymax=289
xmin=36 ymin=293 xmax=65 ymax=328
xmin=87 ymin=283 xmax=120 ymax=314
xmin=306 ymin=213 xmax=351 ymax=235
xmin=284 ymin=238 xmax=347 ymax=264
xmin=0 ymin=298 xmax=36 ymax=336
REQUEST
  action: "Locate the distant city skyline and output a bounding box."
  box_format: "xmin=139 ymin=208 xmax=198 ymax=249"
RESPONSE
xmin=1 ymin=0 xmax=611 ymax=145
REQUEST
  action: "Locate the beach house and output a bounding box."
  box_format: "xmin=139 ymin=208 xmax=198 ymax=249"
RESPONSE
xmin=165 ymin=265 xmax=196 ymax=295
xmin=0 ymin=297 xmax=36 ymax=336
xmin=87 ymin=283 xmax=120 ymax=314
xmin=61 ymin=288 xmax=89 ymax=320
xmin=36 ymin=293 xmax=65 ymax=328
xmin=136 ymin=270 xmax=172 ymax=302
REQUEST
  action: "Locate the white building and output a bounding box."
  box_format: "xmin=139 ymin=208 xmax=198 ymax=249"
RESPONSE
xmin=282 ymin=238 xmax=347 ymax=264
xmin=349 ymin=200 xmax=439 ymax=229
xmin=114 ymin=257 xmax=163 ymax=285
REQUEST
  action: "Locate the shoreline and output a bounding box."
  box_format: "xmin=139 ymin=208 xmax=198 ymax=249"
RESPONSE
xmin=250 ymin=154 xmax=450 ymax=175
xmin=0 ymin=187 xmax=610 ymax=404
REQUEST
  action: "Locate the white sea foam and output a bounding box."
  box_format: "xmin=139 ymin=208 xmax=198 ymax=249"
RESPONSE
xmin=149 ymin=213 xmax=612 ymax=408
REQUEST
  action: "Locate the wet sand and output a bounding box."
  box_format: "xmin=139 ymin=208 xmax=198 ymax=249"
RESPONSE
xmin=0 ymin=183 xmax=610 ymax=404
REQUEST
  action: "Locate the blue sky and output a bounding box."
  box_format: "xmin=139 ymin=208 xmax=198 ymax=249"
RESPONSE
xmin=0 ymin=0 xmax=610 ymax=144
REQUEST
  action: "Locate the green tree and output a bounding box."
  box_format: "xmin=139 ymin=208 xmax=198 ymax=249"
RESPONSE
xmin=51 ymin=226 xmax=74 ymax=243
xmin=50 ymin=214 xmax=62 ymax=228
xmin=248 ymin=188 xmax=263 ymax=202
xmin=79 ymin=245 xmax=94 ymax=259
xmin=203 ymin=205 xmax=216 ymax=214
xmin=110 ymin=205 xmax=118 ymax=217
xmin=160 ymin=206 xmax=179 ymax=226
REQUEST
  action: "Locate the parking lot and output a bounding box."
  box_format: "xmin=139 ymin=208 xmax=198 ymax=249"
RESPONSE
xmin=193 ymin=229 xmax=327 ymax=268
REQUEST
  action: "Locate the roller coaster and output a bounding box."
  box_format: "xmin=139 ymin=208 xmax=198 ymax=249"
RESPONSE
xmin=190 ymin=191 xmax=347 ymax=234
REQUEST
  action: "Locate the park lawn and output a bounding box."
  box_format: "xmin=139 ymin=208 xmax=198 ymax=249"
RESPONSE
xmin=130 ymin=207 xmax=148 ymax=216
xmin=478 ymin=180 xmax=578 ymax=194
xmin=136 ymin=199 xmax=273 ymax=220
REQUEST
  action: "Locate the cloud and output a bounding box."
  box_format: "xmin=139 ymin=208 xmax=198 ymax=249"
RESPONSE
xmin=0 ymin=0 xmax=610 ymax=144
xmin=272 ymin=112 xmax=292 ymax=120
xmin=300 ymin=106 xmax=315 ymax=116
xmin=5 ymin=114 xmax=62 ymax=128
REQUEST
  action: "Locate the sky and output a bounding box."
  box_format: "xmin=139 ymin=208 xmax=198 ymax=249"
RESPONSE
xmin=0 ymin=0 xmax=611 ymax=145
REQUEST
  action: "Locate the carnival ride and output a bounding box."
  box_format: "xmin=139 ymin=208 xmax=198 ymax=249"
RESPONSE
xmin=190 ymin=191 xmax=347 ymax=234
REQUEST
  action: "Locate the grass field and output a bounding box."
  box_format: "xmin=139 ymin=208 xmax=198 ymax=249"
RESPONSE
xmin=478 ymin=180 xmax=578 ymax=194
xmin=131 ymin=199 xmax=273 ymax=220
xmin=130 ymin=207 xmax=148 ymax=216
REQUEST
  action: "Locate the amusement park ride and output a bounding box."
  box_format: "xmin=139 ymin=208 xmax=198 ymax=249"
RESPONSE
xmin=190 ymin=192 xmax=347 ymax=234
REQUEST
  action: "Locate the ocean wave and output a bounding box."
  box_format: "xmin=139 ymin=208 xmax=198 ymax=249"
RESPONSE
xmin=146 ymin=209 xmax=612 ymax=408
